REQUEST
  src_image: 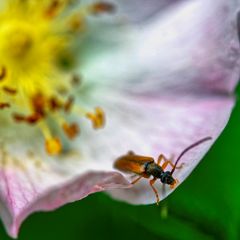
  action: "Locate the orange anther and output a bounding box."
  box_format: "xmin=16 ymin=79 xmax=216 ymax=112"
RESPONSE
xmin=0 ymin=102 xmax=10 ymax=109
xmin=90 ymin=2 xmax=115 ymax=15
xmin=49 ymin=97 xmax=63 ymax=111
xmin=12 ymin=113 xmax=26 ymax=122
xmin=62 ymin=122 xmax=79 ymax=139
xmin=45 ymin=137 xmax=62 ymax=155
xmin=86 ymin=107 xmax=105 ymax=129
xmin=32 ymin=93 xmax=46 ymax=116
xmin=26 ymin=113 xmax=42 ymax=124
xmin=12 ymin=112 xmax=42 ymax=124
xmin=64 ymin=96 xmax=74 ymax=113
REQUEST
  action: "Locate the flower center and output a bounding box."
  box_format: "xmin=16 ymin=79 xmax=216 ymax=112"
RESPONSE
xmin=0 ymin=0 xmax=114 ymax=156
xmin=5 ymin=27 xmax=32 ymax=58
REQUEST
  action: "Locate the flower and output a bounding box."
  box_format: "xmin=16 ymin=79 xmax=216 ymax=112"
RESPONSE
xmin=0 ymin=0 xmax=239 ymax=238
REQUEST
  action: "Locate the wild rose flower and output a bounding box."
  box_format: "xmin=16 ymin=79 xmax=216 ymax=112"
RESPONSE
xmin=0 ymin=0 xmax=239 ymax=238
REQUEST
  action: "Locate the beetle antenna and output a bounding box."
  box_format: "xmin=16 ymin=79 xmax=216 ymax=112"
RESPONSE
xmin=171 ymin=136 xmax=212 ymax=175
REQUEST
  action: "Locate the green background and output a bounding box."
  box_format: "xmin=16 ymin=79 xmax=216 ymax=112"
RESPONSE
xmin=1 ymin=90 xmax=240 ymax=240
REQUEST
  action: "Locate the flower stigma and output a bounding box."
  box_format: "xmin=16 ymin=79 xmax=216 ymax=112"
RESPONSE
xmin=0 ymin=0 xmax=114 ymax=155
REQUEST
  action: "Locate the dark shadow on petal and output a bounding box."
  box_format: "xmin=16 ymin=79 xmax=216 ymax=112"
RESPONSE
xmin=237 ymin=11 xmax=240 ymax=44
xmin=117 ymin=0 xmax=184 ymax=23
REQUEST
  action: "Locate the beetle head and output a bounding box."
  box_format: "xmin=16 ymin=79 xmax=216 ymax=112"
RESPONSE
xmin=160 ymin=171 xmax=175 ymax=185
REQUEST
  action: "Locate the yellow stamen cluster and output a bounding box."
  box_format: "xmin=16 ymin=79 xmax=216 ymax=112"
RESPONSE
xmin=0 ymin=0 xmax=113 ymax=155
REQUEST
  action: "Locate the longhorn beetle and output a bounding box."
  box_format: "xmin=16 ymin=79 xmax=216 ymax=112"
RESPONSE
xmin=114 ymin=137 xmax=212 ymax=205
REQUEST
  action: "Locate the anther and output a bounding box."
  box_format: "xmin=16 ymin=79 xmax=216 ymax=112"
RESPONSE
xmin=3 ymin=86 xmax=17 ymax=95
xmin=0 ymin=103 xmax=10 ymax=109
xmin=68 ymin=14 xmax=86 ymax=32
xmin=45 ymin=137 xmax=62 ymax=155
xmin=86 ymin=107 xmax=105 ymax=129
xmin=45 ymin=0 xmax=61 ymax=18
xmin=12 ymin=113 xmax=42 ymax=124
xmin=32 ymin=93 xmax=46 ymax=116
xmin=71 ymin=74 xmax=82 ymax=87
xmin=90 ymin=2 xmax=115 ymax=15
xmin=64 ymin=96 xmax=74 ymax=112
xmin=0 ymin=67 xmax=7 ymax=81
xmin=49 ymin=97 xmax=63 ymax=111
xmin=12 ymin=113 xmax=26 ymax=123
xmin=62 ymin=122 xmax=80 ymax=139
xmin=26 ymin=113 xmax=42 ymax=124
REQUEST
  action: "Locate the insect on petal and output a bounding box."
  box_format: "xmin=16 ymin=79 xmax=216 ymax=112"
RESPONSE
xmin=0 ymin=0 xmax=239 ymax=237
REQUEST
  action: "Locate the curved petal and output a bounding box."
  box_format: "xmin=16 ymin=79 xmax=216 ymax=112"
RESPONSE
xmin=110 ymin=0 xmax=183 ymax=23
xmin=82 ymin=0 xmax=240 ymax=94
xmin=0 ymin=0 xmax=239 ymax=237
xmin=0 ymin=92 xmax=234 ymax=237
xmin=82 ymin=0 xmax=183 ymax=23
xmin=0 ymin=152 xmax=130 ymax=237
xmin=96 ymin=92 xmax=234 ymax=204
xmin=130 ymin=0 xmax=240 ymax=94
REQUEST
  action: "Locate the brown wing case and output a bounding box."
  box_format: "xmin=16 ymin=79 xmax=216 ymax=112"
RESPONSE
xmin=114 ymin=153 xmax=154 ymax=175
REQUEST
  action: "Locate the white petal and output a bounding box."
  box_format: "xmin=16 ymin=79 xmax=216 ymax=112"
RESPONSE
xmin=94 ymin=92 xmax=234 ymax=204
xmin=82 ymin=0 xmax=240 ymax=93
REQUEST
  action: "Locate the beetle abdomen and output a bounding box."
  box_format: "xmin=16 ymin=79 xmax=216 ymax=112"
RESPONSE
xmin=114 ymin=153 xmax=154 ymax=175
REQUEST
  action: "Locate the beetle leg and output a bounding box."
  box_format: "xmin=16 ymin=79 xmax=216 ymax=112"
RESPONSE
xmin=161 ymin=160 xmax=185 ymax=170
xmin=170 ymin=178 xmax=179 ymax=189
xmin=149 ymin=177 xmax=160 ymax=205
xmin=157 ymin=154 xmax=176 ymax=165
xmin=131 ymin=176 xmax=142 ymax=185
xmin=157 ymin=154 xmax=169 ymax=165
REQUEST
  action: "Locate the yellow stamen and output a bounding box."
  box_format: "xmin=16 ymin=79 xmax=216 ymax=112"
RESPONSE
xmin=7 ymin=30 xmax=32 ymax=58
xmin=0 ymin=0 xmax=113 ymax=156
xmin=45 ymin=137 xmax=62 ymax=155
xmin=86 ymin=107 xmax=105 ymax=129
xmin=39 ymin=121 xmax=52 ymax=140
xmin=62 ymin=122 xmax=80 ymax=139
xmin=0 ymin=67 xmax=7 ymax=81
xmin=39 ymin=121 xmax=62 ymax=155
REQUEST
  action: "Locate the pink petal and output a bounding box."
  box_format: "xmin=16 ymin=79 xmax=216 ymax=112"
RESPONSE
xmin=0 ymin=165 xmax=130 ymax=237
xmin=113 ymin=0 xmax=183 ymax=23
xmin=0 ymin=0 xmax=239 ymax=237
xmin=99 ymin=93 xmax=234 ymax=204
xmin=0 ymin=94 xmax=234 ymax=237
xmin=85 ymin=0 xmax=240 ymax=93
xmin=0 ymin=93 xmax=234 ymax=237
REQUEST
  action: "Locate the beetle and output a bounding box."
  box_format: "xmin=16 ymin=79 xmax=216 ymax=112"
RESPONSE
xmin=114 ymin=137 xmax=212 ymax=205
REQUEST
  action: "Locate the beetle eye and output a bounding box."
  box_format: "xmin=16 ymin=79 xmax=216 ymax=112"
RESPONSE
xmin=167 ymin=177 xmax=175 ymax=185
xmin=161 ymin=171 xmax=172 ymax=184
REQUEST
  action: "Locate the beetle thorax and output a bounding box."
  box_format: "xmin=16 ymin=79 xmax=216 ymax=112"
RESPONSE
xmin=145 ymin=162 xmax=163 ymax=178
